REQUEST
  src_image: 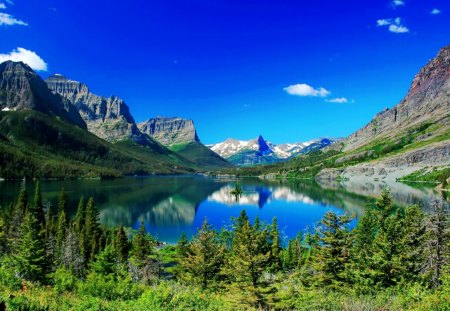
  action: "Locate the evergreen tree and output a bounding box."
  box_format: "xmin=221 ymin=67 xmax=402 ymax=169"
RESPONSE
xmin=225 ymin=214 xmax=272 ymax=309
xmin=14 ymin=210 xmax=48 ymax=282
xmin=57 ymin=189 xmax=68 ymax=214
xmin=84 ymin=197 xmax=101 ymax=259
xmin=92 ymin=244 xmax=117 ymax=276
xmin=176 ymin=231 xmax=189 ymax=259
xmin=44 ymin=203 xmax=54 ymax=239
xmin=180 ymin=220 xmax=225 ymax=290
xmin=269 ymin=217 xmax=282 ymax=272
xmin=424 ymin=201 xmax=450 ymax=288
xmin=313 ymin=211 xmax=352 ymax=289
xmin=55 ymin=207 xmax=67 ymax=264
xmin=114 ymin=225 xmax=129 ymax=264
xmin=131 ymin=221 xmax=152 ymax=267
xmin=74 ymin=197 xmax=85 ymax=234
xmin=31 ymin=181 xmax=45 ymax=228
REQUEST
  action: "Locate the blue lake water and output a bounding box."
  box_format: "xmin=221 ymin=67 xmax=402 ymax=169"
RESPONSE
xmin=0 ymin=176 xmax=446 ymax=243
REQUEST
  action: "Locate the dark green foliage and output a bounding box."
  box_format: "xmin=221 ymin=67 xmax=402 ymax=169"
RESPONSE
xmin=14 ymin=210 xmax=48 ymax=282
xmin=179 ymin=220 xmax=225 ymax=290
xmin=313 ymin=211 xmax=352 ymax=289
xmin=114 ymin=225 xmax=129 ymax=264
xmin=31 ymin=181 xmax=46 ymax=228
xmin=0 ymin=189 xmax=449 ymax=310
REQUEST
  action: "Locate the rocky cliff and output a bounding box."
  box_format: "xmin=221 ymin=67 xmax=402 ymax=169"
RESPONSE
xmin=343 ymin=45 xmax=450 ymax=152
xmin=138 ymin=117 xmax=200 ymax=146
xmin=0 ymin=61 xmax=86 ymax=128
xmin=46 ymin=74 xmax=149 ymax=144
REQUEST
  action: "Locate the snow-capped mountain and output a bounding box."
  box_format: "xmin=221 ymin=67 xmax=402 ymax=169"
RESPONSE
xmin=208 ymin=135 xmax=334 ymax=166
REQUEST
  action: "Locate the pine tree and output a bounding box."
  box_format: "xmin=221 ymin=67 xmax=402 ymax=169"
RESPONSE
xmin=313 ymin=211 xmax=352 ymax=289
xmin=74 ymin=197 xmax=85 ymax=234
xmin=176 ymin=231 xmax=189 ymax=259
xmin=31 ymin=181 xmax=45 ymax=228
xmin=180 ymin=220 xmax=225 ymax=290
xmin=424 ymin=201 xmax=450 ymax=288
xmin=92 ymin=244 xmax=117 ymax=276
xmin=57 ymin=189 xmax=68 ymax=214
xmin=114 ymin=225 xmax=129 ymax=264
xmin=14 ymin=210 xmax=48 ymax=282
xmin=225 ymin=214 xmax=272 ymax=309
xmin=84 ymin=197 xmax=101 ymax=259
xmin=8 ymin=188 xmax=28 ymax=243
xmin=55 ymin=207 xmax=67 ymax=264
xmin=131 ymin=221 xmax=152 ymax=267
xmin=269 ymin=217 xmax=282 ymax=272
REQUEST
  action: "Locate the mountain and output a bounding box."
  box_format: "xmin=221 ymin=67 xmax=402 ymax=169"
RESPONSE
xmin=209 ymin=135 xmax=334 ymax=166
xmin=46 ymin=74 xmax=152 ymax=145
xmin=139 ymin=117 xmax=232 ymax=170
xmin=138 ymin=117 xmax=200 ymax=146
xmin=0 ymin=61 xmax=86 ymax=129
xmin=231 ymin=45 xmax=450 ymax=182
xmin=0 ymin=61 xmax=200 ymax=178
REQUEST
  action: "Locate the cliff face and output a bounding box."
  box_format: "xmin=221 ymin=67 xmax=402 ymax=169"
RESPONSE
xmin=0 ymin=61 xmax=86 ymax=128
xmin=46 ymin=74 xmax=149 ymax=144
xmin=138 ymin=117 xmax=200 ymax=146
xmin=343 ymin=45 xmax=450 ymax=152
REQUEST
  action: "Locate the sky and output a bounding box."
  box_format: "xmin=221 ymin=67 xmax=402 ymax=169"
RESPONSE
xmin=0 ymin=0 xmax=449 ymax=145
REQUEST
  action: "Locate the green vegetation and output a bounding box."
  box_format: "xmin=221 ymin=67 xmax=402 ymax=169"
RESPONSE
xmin=0 ymin=185 xmax=449 ymax=310
xmin=221 ymin=121 xmax=450 ymax=183
xmin=400 ymin=167 xmax=450 ymax=186
xmin=0 ymin=111 xmax=195 ymax=179
xmin=169 ymin=141 xmax=233 ymax=170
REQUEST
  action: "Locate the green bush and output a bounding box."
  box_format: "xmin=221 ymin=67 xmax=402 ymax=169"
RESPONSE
xmin=0 ymin=256 xmax=22 ymax=291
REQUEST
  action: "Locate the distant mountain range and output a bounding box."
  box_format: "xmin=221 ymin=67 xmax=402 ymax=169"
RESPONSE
xmin=208 ymin=135 xmax=334 ymax=166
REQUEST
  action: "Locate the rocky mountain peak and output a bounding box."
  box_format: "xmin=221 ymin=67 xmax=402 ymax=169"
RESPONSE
xmin=343 ymin=46 xmax=450 ymax=151
xmin=0 ymin=61 xmax=86 ymax=128
xmin=138 ymin=117 xmax=200 ymax=146
xmin=45 ymin=74 xmax=151 ymax=143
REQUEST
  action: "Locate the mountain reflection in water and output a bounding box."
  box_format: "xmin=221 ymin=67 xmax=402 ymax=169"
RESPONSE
xmin=0 ymin=176 xmax=447 ymax=243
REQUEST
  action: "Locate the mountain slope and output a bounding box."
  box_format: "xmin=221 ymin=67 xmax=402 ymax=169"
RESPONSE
xmin=138 ymin=117 xmax=200 ymax=146
xmin=139 ymin=117 xmax=232 ymax=169
xmin=0 ymin=110 xmax=194 ymax=179
xmin=0 ymin=61 xmax=86 ymax=128
xmin=46 ymin=74 xmax=152 ymax=145
xmin=228 ymin=45 xmax=450 ymax=182
xmin=209 ymin=135 xmax=334 ymax=166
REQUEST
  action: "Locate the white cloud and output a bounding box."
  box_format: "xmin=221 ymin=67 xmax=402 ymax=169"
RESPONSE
xmin=283 ymin=84 xmax=330 ymax=97
xmin=0 ymin=47 xmax=48 ymax=71
xmin=0 ymin=12 xmax=27 ymax=26
xmin=391 ymin=0 xmax=405 ymax=7
xmin=376 ymin=17 xmax=409 ymax=34
xmin=326 ymin=97 xmax=349 ymax=104
xmin=0 ymin=3 xmax=6 ymax=9
xmin=5 ymin=0 xmax=13 ymax=4
xmin=377 ymin=19 xmax=392 ymax=26
xmin=389 ymin=24 xmax=409 ymax=33
xmin=430 ymin=8 xmax=441 ymax=15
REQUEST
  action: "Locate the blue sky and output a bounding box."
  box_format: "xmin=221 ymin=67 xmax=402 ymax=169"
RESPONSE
xmin=0 ymin=0 xmax=449 ymax=144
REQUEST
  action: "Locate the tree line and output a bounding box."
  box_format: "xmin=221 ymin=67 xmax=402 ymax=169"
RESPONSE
xmin=0 ymin=183 xmax=449 ymax=310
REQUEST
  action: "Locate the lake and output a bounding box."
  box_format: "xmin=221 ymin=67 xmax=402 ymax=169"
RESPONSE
xmin=0 ymin=176 xmax=447 ymax=243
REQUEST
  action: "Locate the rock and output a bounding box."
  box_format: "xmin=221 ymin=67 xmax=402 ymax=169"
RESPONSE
xmin=0 ymin=61 xmax=86 ymax=129
xmin=342 ymin=45 xmax=450 ymax=152
xmin=138 ymin=117 xmax=200 ymax=146
xmin=46 ymin=74 xmax=149 ymax=144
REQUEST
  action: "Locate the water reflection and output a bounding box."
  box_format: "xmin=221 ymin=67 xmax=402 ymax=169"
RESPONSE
xmin=0 ymin=176 xmax=447 ymax=243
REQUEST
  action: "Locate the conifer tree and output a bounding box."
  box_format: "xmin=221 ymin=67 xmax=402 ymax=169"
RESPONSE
xmin=313 ymin=211 xmax=352 ymax=289
xmin=424 ymin=201 xmax=450 ymax=288
xmin=84 ymin=197 xmax=101 ymax=259
xmin=60 ymin=223 xmax=85 ymax=277
xmin=55 ymin=206 xmax=67 ymax=264
xmin=92 ymin=244 xmax=117 ymax=276
xmin=31 ymin=181 xmax=45 ymax=228
xmin=131 ymin=221 xmax=152 ymax=267
xmin=180 ymin=220 xmax=225 ymax=290
xmin=15 ymin=210 xmax=48 ymax=282
xmin=176 ymin=231 xmax=189 ymax=259
xmin=74 ymin=197 xmax=85 ymax=234
xmin=114 ymin=225 xmax=129 ymax=264
xmin=225 ymin=214 xmax=272 ymax=309
xmin=269 ymin=217 xmax=282 ymax=272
